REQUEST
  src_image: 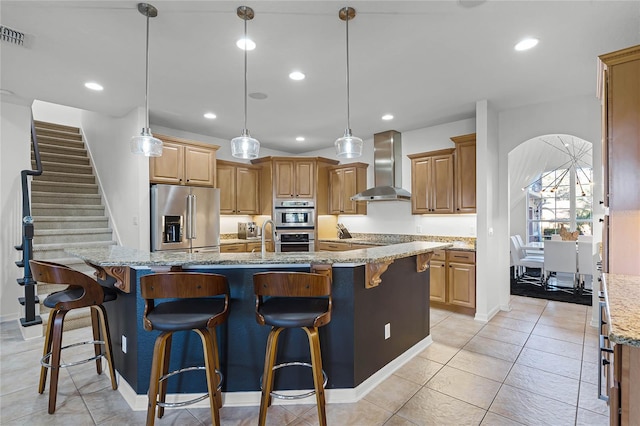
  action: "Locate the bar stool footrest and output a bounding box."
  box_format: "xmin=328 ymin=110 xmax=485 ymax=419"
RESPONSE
xmin=261 ymin=362 xmax=328 ymax=400
xmin=41 ymin=340 xmax=107 ymax=369
xmin=155 ymin=366 xmax=223 ymax=408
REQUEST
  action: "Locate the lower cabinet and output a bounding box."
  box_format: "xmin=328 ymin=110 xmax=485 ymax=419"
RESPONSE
xmin=220 ymin=241 xmax=273 ymax=253
xmin=430 ymin=250 xmax=476 ymax=315
xmin=316 ymin=241 xmax=378 ymax=251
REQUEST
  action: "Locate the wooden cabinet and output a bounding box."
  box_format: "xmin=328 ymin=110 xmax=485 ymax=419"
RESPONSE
xmin=316 ymin=241 xmax=378 ymax=251
xmin=409 ymin=149 xmax=455 ymax=214
xmin=274 ymin=159 xmax=315 ymax=199
xmin=599 ymin=45 xmax=640 ymax=275
xmin=149 ymin=134 xmax=218 ymax=187
xmin=220 ymin=241 xmax=273 ymax=253
xmin=329 ymin=163 xmax=368 ymax=215
xmin=451 ymin=133 xmax=476 ymax=213
xmin=216 ymin=160 xmax=259 ymax=215
xmin=430 ymin=250 xmax=476 ymax=315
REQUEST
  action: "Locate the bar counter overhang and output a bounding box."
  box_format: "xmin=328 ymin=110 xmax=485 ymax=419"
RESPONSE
xmin=67 ymin=242 xmax=449 ymax=409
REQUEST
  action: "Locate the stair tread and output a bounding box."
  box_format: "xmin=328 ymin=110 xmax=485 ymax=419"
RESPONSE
xmin=35 ymin=228 xmax=112 ymax=235
xmin=32 ymin=181 xmax=98 ymax=188
xmin=30 ymin=215 xmax=109 ymax=221
xmin=32 ymin=203 xmax=104 ymax=208
xmin=33 ymin=241 xmax=116 ymax=250
xmin=34 ymin=121 xmax=80 ymax=133
xmin=31 ymin=191 xmax=101 ymax=198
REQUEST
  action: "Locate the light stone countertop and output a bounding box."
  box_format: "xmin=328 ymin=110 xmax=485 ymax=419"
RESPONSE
xmin=603 ymin=273 xmax=640 ymax=347
xmin=67 ymin=241 xmax=452 ymax=268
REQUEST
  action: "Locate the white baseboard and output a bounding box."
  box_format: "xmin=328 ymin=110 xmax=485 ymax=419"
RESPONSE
xmin=474 ymin=304 xmax=501 ymax=323
xmin=117 ymin=335 xmax=434 ymax=410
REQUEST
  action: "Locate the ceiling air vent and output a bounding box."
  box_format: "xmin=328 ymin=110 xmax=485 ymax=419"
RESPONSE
xmin=1 ymin=25 xmax=25 ymax=46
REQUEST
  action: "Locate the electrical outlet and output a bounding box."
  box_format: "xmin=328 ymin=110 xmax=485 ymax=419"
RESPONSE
xmin=384 ymin=323 xmax=391 ymax=340
xmin=416 ymin=225 xmax=422 ymax=234
xmin=122 ymin=335 xmax=127 ymax=353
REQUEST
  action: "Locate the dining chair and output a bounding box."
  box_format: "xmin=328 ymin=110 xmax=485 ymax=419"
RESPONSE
xmin=510 ymin=236 xmax=543 ymax=285
xmin=543 ymin=240 xmax=577 ymax=293
xmin=577 ymin=241 xmax=594 ymax=295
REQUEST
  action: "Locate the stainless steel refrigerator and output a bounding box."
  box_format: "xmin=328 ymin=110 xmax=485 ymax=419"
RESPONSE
xmin=151 ymin=184 xmax=220 ymax=253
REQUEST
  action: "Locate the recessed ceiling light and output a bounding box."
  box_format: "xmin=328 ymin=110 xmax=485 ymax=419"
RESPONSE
xmin=236 ymin=37 xmax=256 ymax=51
xmin=515 ymin=38 xmax=539 ymax=51
xmin=296 ymin=136 xmax=305 ymax=142
xmin=84 ymin=82 xmax=104 ymax=91
xmin=204 ymin=112 xmax=217 ymax=119
xmin=382 ymin=114 xmax=394 ymax=121
xmin=248 ymin=92 xmax=268 ymax=100
xmin=289 ymin=71 xmax=305 ymax=81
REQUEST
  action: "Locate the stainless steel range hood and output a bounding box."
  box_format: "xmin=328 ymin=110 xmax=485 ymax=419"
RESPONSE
xmin=351 ymin=130 xmax=411 ymax=202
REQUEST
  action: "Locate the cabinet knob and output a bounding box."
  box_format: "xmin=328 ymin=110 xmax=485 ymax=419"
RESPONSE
xmin=599 ymin=201 xmax=604 ymax=205
xmin=599 ymin=218 xmax=604 ymax=223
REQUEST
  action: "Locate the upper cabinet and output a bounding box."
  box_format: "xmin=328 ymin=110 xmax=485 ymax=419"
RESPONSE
xmin=408 ymin=149 xmax=455 ymax=214
xmin=599 ymin=45 xmax=640 ymax=276
xmin=216 ymin=160 xmax=260 ymax=215
xmin=328 ymin=163 xmax=368 ymax=215
xmin=451 ymin=133 xmax=476 ymax=213
xmin=149 ymin=135 xmax=218 ymax=187
xmin=274 ymin=159 xmax=315 ymax=199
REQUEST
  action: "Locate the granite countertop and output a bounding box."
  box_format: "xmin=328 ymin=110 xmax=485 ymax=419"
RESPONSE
xmin=319 ymin=236 xmax=475 ymax=251
xmin=67 ymin=241 xmax=452 ymax=268
xmin=603 ymin=273 xmax=640 ymax=347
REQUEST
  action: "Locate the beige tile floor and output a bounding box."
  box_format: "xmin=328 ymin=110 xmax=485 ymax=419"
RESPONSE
xmin=0 ymin=296 xmax=609 ymax=425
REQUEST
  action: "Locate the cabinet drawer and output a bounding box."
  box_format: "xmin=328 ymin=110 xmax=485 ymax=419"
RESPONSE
xmin=447 ymin=250 xmax=475 ymax=263
xmin=432 ymin=250 xmax=446 ymax=261
xmin=317 ymin=241 xmax=350 ymax=251
xmin=220 ymin=243 xmax=246 ymax=253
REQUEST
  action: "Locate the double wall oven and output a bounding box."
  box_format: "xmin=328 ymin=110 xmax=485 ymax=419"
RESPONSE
xmin=274 ymin=200 xmax=315 ymax=252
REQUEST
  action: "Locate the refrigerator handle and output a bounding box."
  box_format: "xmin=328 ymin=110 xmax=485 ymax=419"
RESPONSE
xmin=186 ymin=195 xmax=193 ymax=239
xmin=191 ymin=194 xmax=197 ymax=239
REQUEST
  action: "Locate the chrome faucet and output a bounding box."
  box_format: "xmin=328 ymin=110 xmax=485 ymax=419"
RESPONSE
xmin=261 ymin=219 xmax=276 ymax=256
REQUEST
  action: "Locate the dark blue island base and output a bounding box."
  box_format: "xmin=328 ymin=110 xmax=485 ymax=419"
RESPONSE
xmin=102 ymin=255 xmax=431 ymax=408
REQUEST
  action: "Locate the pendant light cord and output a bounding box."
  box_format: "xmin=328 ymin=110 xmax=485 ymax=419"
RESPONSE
xmin=345 ymin=8 xmax=351 ymax=131
xmin=243 ymin=7 xmax=248 ymax=131
xmin=144 ymin=12 xmax=150 ymax=130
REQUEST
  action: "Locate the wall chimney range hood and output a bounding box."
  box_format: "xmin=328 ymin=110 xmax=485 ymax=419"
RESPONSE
xmin=351 ymin=130 xmax=411 ymax=202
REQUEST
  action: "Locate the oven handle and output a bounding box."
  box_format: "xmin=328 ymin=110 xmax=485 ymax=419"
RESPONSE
xmin=598 ymin=334 xmax=613 ymax=402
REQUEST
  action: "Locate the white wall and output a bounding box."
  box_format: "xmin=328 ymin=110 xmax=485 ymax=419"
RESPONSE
xmin=301 ymin=119 xmax=478 ymax=238
xmin=0 ymin=100 xmax=33 ymax=321
xmin=498 ymin=94 xmax=602 ymax=315
xmin=32 ymin=100 xmax=82 ymax=127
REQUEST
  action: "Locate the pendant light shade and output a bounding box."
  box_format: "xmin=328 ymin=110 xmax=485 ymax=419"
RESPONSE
xmin=335 ymin=6 xmax=362 ymax=159
xmin=131 ymin=2 xmax=162 ymax=157
xmin=231 ymin=6 xmax=260 ymax=159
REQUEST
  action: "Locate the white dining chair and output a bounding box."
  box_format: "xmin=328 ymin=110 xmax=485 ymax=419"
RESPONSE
xmin=577 ymin=241 xmax=594 ymax=294
xmin=543 ymin=240 xmax=577 ymax=292
xmin=578 ymin=235 xmax=593 ymax=243
xmin=550 ymin=234 xmax=562 ymax=241
xmin=514 ymin=234 xmax=544 ymax=258
xmin=510 ymin=236 xmax=544 ymax=285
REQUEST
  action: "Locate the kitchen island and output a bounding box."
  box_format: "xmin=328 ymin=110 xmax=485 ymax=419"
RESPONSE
xmin=67 ymin=242 xmax=449 ymax=409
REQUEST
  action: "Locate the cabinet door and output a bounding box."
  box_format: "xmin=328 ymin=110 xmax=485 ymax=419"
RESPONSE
xmin=184 ymin=145 xmax=215 ymax=187
xmin=448 ymin=261 xmax=476 ymax=308
xmin=429 ymin=260 xmax=447 ymax=303
xmin=341 ymin=167 xmax=358 ymax=214
xmin=149 ymin=141 xmax=184 ymax=184
xmin=411 ymin=158 xmax=430 ymax=214
xmin=295 ymin=160 xmax=315 ymax=198
xmin=329 ymin=169 xmax=343 ymax=214
xmin=455 ymin=141 xmax=476 ymax=213
xmin=274 ymin=160 xmax=295 ymax=198
xmin=431 ymin=154 xmax=454 ymax=213
xmin=216 ymin=164 xmax=236 ymax=214
xmin=235 ymin=167 xmax=260 ymax=215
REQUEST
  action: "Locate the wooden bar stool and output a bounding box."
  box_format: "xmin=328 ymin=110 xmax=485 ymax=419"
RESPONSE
xmin=253 ymin=271 xmax=332 ymax=426
xmin=140 ymin=272 xmax=229 ymax=426
xmin=29 ymin=260 xmax=118 ymax=414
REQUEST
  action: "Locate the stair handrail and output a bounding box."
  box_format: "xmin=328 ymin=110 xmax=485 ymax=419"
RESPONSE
xmin=18 ymin=115 xmax=43 ymax=327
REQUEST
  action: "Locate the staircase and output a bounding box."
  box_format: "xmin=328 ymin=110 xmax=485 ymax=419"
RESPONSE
xmin=30 ymin=121 xmax=116 ymax=330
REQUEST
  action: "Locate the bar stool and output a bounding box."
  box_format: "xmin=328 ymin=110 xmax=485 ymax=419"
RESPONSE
xmin=140 ymin=272 xmax=229 ymax=426
xmin=253 ymin=271 xmax=332 ymax=426
xmin=29 ymin=260 xmax=118 ymax=414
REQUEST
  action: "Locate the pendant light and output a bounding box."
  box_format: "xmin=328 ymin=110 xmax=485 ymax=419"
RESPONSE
xmin=130 ymin=2 xmax=162 ymax=157
xmin=230 ymin=6 xmax=260 ymax=159
xmin=335 ymin=6 xmax=362 ymax=159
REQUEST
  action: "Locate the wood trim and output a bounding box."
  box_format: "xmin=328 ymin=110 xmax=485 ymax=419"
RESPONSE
xmin=599 ymin=44 xmax=640 ymax=67
xmin=416 ymin=252 xmax=433 ymax=272
xmin=154 ymin=133 xmax=220 ymax=151
xmin=87 ymin=263 xmax=131 ymax=293
xmin=328 ymin=162 xmax=369 ymax=171
xmin=407 ymin=148 xmax=455 ymax=159
xmin=365 ymin=261 xmax=393 ymax=289
xmin=310 ymin=264 xmax=333 ymax=283
xmin=450 ymin=133 xmax=476 ymax=144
